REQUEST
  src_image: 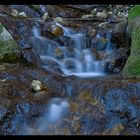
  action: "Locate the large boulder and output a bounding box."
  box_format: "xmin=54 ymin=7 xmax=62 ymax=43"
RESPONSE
xmin=123 ymin=6 xmax=140 ymax=77
xmin=0 ymin=23 xmax=21 ymax=63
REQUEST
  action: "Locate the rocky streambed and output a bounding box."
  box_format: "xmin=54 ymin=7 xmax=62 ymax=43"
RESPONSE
xmin=1 ymin=4 xmax=140 ymax=135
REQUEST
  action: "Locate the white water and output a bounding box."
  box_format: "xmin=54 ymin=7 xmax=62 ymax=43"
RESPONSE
xmin=37 ymin=98 xmax=69 ymax=133
xmin=19 ymin=98 xmax=69 ymax=135
xmin=32 ymin=23 xmax=111 ymax=77
xmin=32 ymin=26 xmax=41 ymax=38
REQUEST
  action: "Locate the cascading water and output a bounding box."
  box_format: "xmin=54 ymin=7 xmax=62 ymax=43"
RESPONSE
xmin=32 ymin=22 xmax=112 ymax=77
xmin=32 ymin=26 xmax=41 ymax=39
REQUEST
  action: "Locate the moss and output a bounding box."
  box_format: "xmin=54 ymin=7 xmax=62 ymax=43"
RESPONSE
xmin=128 ymin=5 xmax=140 ymax=21
xmin=123 ymin=56 xmax=140 ymax=77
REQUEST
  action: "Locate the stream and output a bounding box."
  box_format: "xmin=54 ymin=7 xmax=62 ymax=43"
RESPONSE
xmin=1 ymin=5 xmax=140 ymax=135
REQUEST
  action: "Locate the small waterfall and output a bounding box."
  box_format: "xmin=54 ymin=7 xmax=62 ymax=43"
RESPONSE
xmin=18 ymin=98 xmax=69 ymax=135
xmin=56 ymin=22 xmax=85 ymax=50
xmin=38 ymin=98 xmax=69 ymax=133
xmin=31 ymin=23 xmax=110 ymax=77
xmin=47 ymin=98 xmax=69 ymax=123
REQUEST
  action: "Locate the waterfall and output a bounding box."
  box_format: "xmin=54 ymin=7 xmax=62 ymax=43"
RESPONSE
xmin=32 ymin=24 xmax=108 ymax=77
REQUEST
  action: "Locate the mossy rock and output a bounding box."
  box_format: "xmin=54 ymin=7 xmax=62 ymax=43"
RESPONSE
xmin=126 ymin=6 xmax=140 ymax=35
xmin=123 ymin=6 xmax=140 ymax=77
xmin=128 ymin=5 xmax=140 ymax=21
xmin=0 ymin=23 xmax=21 ymax=63
xmin=123 ymin=26 xmax=140 ymax=77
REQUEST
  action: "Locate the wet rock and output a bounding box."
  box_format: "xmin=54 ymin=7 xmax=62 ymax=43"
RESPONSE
xmin=114 ymin=20 xmax=127 ymax=33
xmin=21 ymin=48 xmax=42 ymax=67
xmin=54 ymin=36 xmax=75 ymax=47
xmin=54 ymin=48 xmax=64 ymax=59
xmin=96 ymin=10 xmax=108 ymax=19
xmin=41 ymin=59 xmax=63 ymax=75
xmin=51 ymin=26 xmax=64 ymax=37
xmin=91 ymin=35 xmax=108 ymax=51
xmin=110 ymin=33 xmax=128 ymax=49
xmin=106 ymin=48 xmax=129 ymax=73
xmin=44 ymin=23 xmax=64 ymax=37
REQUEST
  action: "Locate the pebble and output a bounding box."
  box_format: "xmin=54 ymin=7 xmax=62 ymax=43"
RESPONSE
xmin=31 ymin=80 xmax=42 ymax=92
xmin=19 ymin=12 xmax=27 ymax=17
xmin=81 ymin=14 xmax=93 ymax=19
xmin=90 ymin=29 xmax=96 ymax=37
xmin=42 ymin=12 xmax=49 ymax=21
xmin=96 ymin=10 xmax=108 ymax=19
xmin=55 ymin=17 xmax=64 ymax=24
xmin=11 ymin=9 xmax=19 ymax=17
xmin=91 ymin=8 xmax=97 ymax=15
